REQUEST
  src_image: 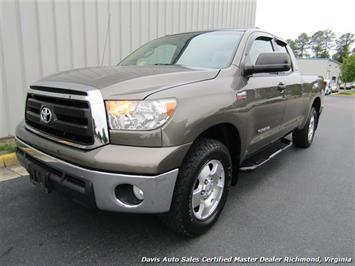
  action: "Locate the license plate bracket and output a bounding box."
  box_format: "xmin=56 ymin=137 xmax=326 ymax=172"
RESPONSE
xmin=28 ymin=163 xmax=51 ymax=193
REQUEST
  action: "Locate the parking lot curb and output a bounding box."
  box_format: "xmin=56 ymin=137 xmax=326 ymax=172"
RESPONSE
xmin=0 ymin=152 xmax=18 ymax=167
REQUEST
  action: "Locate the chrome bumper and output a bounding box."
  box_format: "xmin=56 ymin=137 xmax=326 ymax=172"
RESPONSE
xmin=16 ymin=137 xmax=179 ymax=213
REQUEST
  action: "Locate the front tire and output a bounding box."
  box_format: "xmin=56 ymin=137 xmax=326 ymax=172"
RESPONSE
xmin=160 ymin=138 xmax=232 ymax=237
xmin=293 ymin=107 xmax=318 ymax=148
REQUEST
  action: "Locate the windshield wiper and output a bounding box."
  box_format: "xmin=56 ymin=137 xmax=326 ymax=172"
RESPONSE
xmin=153 ymin=63 xmax=174 ymax=65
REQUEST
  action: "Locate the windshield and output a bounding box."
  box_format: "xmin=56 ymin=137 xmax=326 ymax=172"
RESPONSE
xmin=119 ymin=31 xmax=243 ymax=69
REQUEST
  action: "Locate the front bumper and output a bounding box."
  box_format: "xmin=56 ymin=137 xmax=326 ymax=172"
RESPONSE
xmin=16 ymin=138 xmax=179 ymax=213
xmin=16 ymin=121 xmax=190 ymax=174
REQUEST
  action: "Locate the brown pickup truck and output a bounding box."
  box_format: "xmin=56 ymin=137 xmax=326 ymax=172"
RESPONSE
xmin=16 ymin=29 xmax=324 ymax=236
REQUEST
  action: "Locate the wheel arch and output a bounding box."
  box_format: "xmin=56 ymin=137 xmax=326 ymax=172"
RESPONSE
xmin=193 ymin=123 xmax=242 ymax=185
xmin=312 ymin=96 xmax=321 ymax=129
xmin=312 ymin=97 xmax=321 ymax=115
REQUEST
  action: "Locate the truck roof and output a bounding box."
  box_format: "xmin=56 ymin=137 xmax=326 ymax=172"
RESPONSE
xmin=165 ymin=28 xmax=287 ymax=44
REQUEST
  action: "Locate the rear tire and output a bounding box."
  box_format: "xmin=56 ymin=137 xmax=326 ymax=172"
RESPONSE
xmin=293 ymin=107 xmax=318 ymax=148
xmin=160 ymin=138 xmax=232 ymax=237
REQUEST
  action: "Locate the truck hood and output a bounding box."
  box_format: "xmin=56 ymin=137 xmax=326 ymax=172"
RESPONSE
xmin=39 ymin=65 xmax=220 ymax=99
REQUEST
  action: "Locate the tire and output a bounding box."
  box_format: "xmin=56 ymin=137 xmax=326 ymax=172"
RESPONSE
xmin=292 ymin=107 xmax=318 ymax=148
xmin=160 ymin=138 xmax=232 ymax=237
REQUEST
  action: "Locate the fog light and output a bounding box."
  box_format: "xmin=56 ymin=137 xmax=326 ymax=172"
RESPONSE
xmin=133 ymin=185 xmax=144 ymax=201
xmin=115 ymin=184 xmax=143 ymax=205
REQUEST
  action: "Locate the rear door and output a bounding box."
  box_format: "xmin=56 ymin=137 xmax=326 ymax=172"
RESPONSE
xmin=241 ymin=34 xmax=287 ymax=155
xmin=274 ymin=40 xmax=304 ymax=132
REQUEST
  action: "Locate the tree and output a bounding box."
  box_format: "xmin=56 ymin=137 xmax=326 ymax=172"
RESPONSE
xmin=286 ymin=39 xmax=299 ymax=56
xmin=295 ymin=33 xmax=311 ymax=58
xmin=287 ymin=33 xmax=311 ymax=58
xmin=332 ymin=33 xmax=355 ymax=63
xmin=310 ymin=30 xmax=335 ymax=58
xmin=322 ymin=29 xmax=336 ymax=55
xmin=340 ymin=55 xmax=355 ymax=82
xmin=310 ymin=31 xmax=324 ymax=57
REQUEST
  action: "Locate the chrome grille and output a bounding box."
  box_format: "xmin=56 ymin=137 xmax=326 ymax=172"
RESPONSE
xmin=25 ymin=93 xmax=94 ymax=145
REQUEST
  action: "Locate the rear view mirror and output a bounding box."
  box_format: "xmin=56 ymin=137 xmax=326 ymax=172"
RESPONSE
xmin=245 ymin=52 xmax=291 ymax=75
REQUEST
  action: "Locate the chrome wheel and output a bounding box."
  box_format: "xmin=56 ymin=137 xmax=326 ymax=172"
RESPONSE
xmin=192 ymin=160 xmax=225 ymax=220
xmin=308 ymin=114 xmax=315 ymax=142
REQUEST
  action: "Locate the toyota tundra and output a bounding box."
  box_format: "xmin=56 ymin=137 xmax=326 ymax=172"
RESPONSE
xmin=16 ymin=29 xmax=324 ymax=236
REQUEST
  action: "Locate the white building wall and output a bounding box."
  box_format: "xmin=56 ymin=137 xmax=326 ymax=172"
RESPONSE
xmin=0 ymin=0 xmax=257 ymax=137
xmin=297 ymin=58 xmax=341 ymax=81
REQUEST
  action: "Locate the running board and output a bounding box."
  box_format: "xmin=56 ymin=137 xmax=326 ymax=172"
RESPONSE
xmin=240 ymin=138 xmax=292 ymax=171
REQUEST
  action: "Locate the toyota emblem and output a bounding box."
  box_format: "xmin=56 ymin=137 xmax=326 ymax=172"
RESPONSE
xmin=40 ymin=106 xmax=52 ymax=123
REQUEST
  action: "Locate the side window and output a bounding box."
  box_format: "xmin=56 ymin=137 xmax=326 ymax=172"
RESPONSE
xmin=247 ymin=38 xmax=274 ymax=65
xmin=275 ymin=41 xmax=294 ymax=72
xmin=275 ymin=41 xmax=288 ymax=53
xmin=286 ymin=45 xmax=299 ymax=71
xmin=137 ymin=44 xmax=177 ymax=66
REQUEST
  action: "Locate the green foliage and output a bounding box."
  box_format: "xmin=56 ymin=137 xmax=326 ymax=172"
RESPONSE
xmin=287 ymin=30 xmax=354 ymax=82
xmin=310 ymin=30 xmax=335 ymax=58
xmin=287 ymin=33 xmax=311 ymax=58
xmin=338 ymin=90 xmax=355 ymax=96
xmin=286 ymin=39 xmax=297 ymax=55
xmin=0 ymin=144 xmax=16 ymax=153
xmin=288 ymin=30 xmax=354 ymax=61
xmin=332 ymin=33 xmax=355 ymax=63
xmin=340 ymin=55 xmax=355 ymax=82
xmin=295 ymin=33 xmax=311 ymax=58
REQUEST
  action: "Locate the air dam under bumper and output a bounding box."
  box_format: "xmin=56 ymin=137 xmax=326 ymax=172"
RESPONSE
xmin=16 ymin=138 xmax=179 ymax=213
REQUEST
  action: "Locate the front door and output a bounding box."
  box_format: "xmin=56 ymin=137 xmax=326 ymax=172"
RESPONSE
xmin=242 ymin=36 xmax=287 ymax=155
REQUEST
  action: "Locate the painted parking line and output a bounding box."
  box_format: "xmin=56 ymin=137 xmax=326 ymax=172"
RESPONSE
xmin=0 ymin=165 xmax=28 ymax=182
xmin=0 ymin=151 xmax=28 ymax=182
xmin=0 ymin=152 xmax=18 ymax=167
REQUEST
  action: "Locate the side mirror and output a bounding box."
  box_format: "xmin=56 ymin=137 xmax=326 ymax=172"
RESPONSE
xmin=244 ymin=52 xmax=291 ymax=75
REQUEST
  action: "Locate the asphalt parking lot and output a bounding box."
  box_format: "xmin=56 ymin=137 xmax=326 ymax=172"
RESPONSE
xmin=0 ymin=95 xmax=353 ymax=265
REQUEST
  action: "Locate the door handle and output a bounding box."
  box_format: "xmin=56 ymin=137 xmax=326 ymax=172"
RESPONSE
xmin=277 ymin=82 xmax=286 ymax=92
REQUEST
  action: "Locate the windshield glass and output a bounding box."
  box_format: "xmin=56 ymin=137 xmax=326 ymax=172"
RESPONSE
xmin=119 ymin=31 xmax=243 ymax=69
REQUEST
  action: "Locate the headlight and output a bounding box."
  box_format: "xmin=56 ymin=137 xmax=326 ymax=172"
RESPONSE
xmin=105 ymin=99 xmax=176 ymax=130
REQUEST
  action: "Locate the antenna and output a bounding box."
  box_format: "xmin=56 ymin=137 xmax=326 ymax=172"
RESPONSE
xmin=101 ymin=11 xmax=111 ymax=66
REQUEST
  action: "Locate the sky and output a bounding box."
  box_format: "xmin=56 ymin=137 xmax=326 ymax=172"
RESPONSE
xmin=256 ymin=0 xmax=355 ymax=41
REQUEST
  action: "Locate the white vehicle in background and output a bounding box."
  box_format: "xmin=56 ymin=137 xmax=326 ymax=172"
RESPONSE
xmin=345 ymin=82 xmax=352 ymax=90
xmin=330 ymin=83 xmax=338 ymax=93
